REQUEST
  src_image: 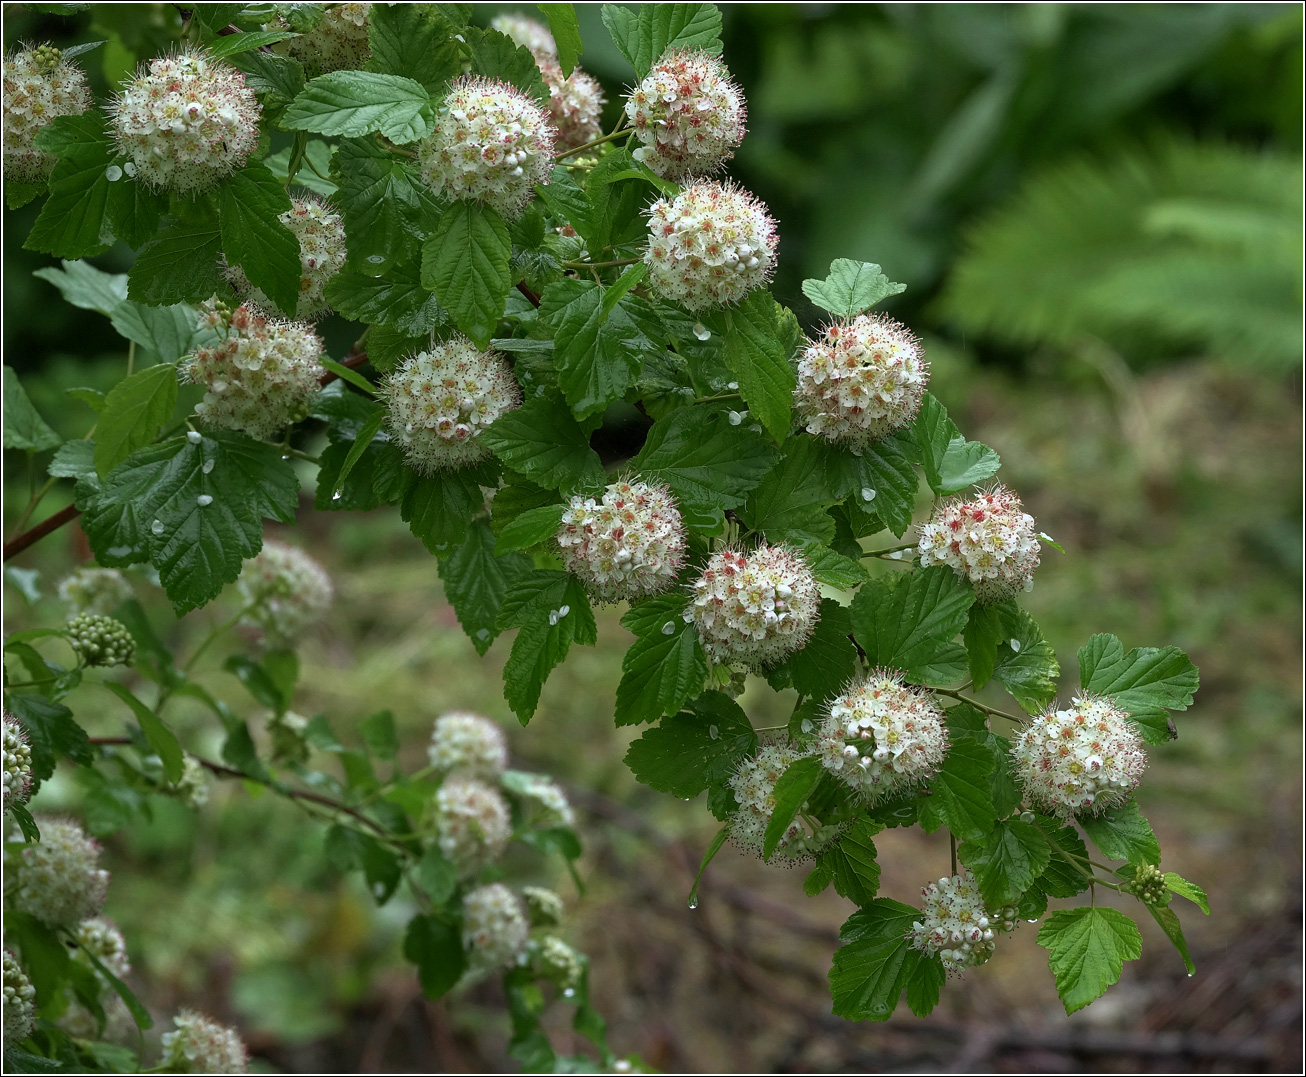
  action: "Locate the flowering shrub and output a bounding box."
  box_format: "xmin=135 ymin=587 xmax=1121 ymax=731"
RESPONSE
xmin=2 ymin=4 xmax=1207 ymax=1072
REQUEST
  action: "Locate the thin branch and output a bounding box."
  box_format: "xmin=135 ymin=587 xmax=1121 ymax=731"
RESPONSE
xmin=515 ymin=281 xmax=542 ymax=308
xmin=4 ymin=504 xmax=80 ymax=562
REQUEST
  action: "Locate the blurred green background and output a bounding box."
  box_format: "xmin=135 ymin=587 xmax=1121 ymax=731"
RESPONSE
xmin=3 ymin=3 xmax=1302 ymax=1072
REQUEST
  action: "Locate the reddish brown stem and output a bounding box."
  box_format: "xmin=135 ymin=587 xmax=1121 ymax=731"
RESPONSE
xmin=4 ymin=504 xmax=80 ymax=563
xmin=516 ymin=281 xmax=542 ymax=308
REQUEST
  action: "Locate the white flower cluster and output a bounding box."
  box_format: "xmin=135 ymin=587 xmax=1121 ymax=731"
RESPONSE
xmin=541 ymin=61 xmax=605 ymax=152
xmin=417 ymin=76 xmax=556 ymax=220
xmin=271 ymin=3 xmax=371 ymax=77
xmin=72 ymin=916 xmax=131 ymax=979
xmin=173 ymin=756 xmax=210 ymax=809
xmin=727 ymin=745 xmax=824 ymax=859
xmin=65 ymin=613 xmax=135 ymax=667
xmin=625 ymin=50 xmax=746 ymax=181
xmin=917 ymin=484 xmax=1041 ymax=602
xmin=185 ymin=300 xmax=327 ymax=441
xmin=382 ymin=337 xmax=521 ymax=472
xmin=795 ymin=314 xmax=929 ymax=446
xmin=3 ymin=950 xmax=36 ymax=1042
xmin=491 ymin=14 xmax=557 ymax=59
xmin=160 ymin=1009 xmax=249 ymax=1074
xmin=2 ymin=43 xmax=93 ymax=182
xmin=108 ymin=48 xmax=260 ymax=193
xmin=509 ymin=772 xmax=575 ymax=827
xmin=462 ymin=882 xmax=530 ymax=970
xmin=645 ymin=181 xmax=778 ymax=312
xmin=6 ymin=816 xmax=110 ymax=927
xmin=537 ymin=935 xmax=583 ymax=990
xmin=556 ymin=480 xmax=687 ymax=603
xmin=815 ymin=673 xmax=950 ymax=801
xmin=1011 ymin=695 xmax=1147 ymax=818
xmin=428 ymin=712 xmax=508 ymax=778
xmin=56 ymin=566 xmax=133 ymax=616
xmin=235 ymin=541 xmax=334 ymax=647
xmin=687 ymin=545 xmax=820 ymax=668
xmin=227 ymin=196 xmax=347 ymax=320
xmin=911 ymin=870 xmax=1016 ymax=973
xmin=3 ymin=713 xmax=32 ymax=810
xmin=435 ymin=777 xmax=511 ymax=875
xmin=522 ymin=885 xmax=564 ymax=927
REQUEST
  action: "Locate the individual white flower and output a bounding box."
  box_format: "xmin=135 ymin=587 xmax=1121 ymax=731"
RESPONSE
xmin=644 ymin=180 xmax=779 ymax=311
xmin=2 ymin=43 xmax=94 ymax=183
xmin=624 ymin=50 xmax=746 ymax=181
xmin=56 ymin=566 xmax=133 ymax=616
xmin=1011 ymin=695 xmax=1148 ymax=818
xmin=537 ymin=935 xmax=583 ymax=990
xmin=6 ymin=816 xmax=110 ymax=927
xmin=727 ymin=745 xmax=830 ymax=859
xmin=916 ymin=484 xmax=1041 ymax=602
xmin=490 ymin=14 xmax=557 ymax=59
xmin=270 ymin=2 xmax=371 ymax=77
xmin=815 ymin=673 xmax=950 ymax=801
xmin=556 ymin=480 xmax=687 ymax=603
xmin=108 ymin=47 xmax=260 ymax=193
xmin=65 ymin=613 xmax=135 ymax=667
xmin=3 ymin=950 xmax=36 ymax=1042
xmin=461 ymin=883 xmax=529 ymax=970
xmin=235 ymin=541 xmax=333 ymax=647
xmin=381 ymin=337 xmax=521 ymax=473
xmin=911 ymin=869 xmax=1018 ymax=973
xmin=226 ymin=196 xmax=347 ymax=320
xmin=508 ymin=772 xmax=575 ymax=827
xmin=540 ymin=60 xmax=604 ymax=152
xmin=427 ymin=712 xmax=508 ymax=778
xmin=173 ymin=756 xmax=210 ymax=809
xmin=417 ymin=76 xmax=556 ymax=220
xmin=522 ymin=885 xmax=565 ymax=927
xmin=795 ymin=313 xmax=929 ymax=446
xmin=687 ymin=545 xmax=819 ymax=668
xmin=3 ymin=713 xmax=33 ymax=811
xmin=435 ymin=777 xmax=511 ymax=875
xmin=159 ymin=1009 xmax=249 ymax=1074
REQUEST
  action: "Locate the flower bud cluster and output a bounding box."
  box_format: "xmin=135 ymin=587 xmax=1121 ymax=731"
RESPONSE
xmin=2 ymin=43 xmax=93 ymax=182
xmin=173 ymin=756 xmax=210 ymax=809
xmin=687 ymin=545 xmax=819 ymax=668
xmin=916 ymin=484 xmax=1041 ymax=602
xmin=462 ymin=882 xmax=530 ymax=970
xmin=522 ymin=885 xmax=565 ymax=927
xmin=727 ymin=745 xmax=824 ymax=858
xmin=556 ymin=480 xmax=687 ymax=603
xmin=236 ymin=541 xmax=334 ymax=647
xmin=109 ymin=48 xmax=260 ymax=193
xmin=418 ymin=76 xmax=555 ymax=220
xmin=56 ymin=566 xmax=133 ymax=616
xmin=541 ymin=61 xmax=605 ymax=152
xmin=382 ymin=337 xmax=521 ymax=472
xmin=795 ymin=314 xmax=929 ymax=446
xmin=3 ymin=950 xmax=36 ymax=1042
xmin=508 ymin=772 xmax=575 ymax=828
xmin=625 ymin=51 xmax=746 ymax=181
xmin=226 ymin=196 xmax=347 ymax=320
xmin=816 ymin=673 xmax=950 ymax=801
xmin=7 ymin=816 xmax=109 ymax=927
xmin=911 ymin=870 xmax=1011 ymax=973
xmin=428 ymin=712 xmax=508 ymax=778
xmin=72 ymin=916 xmax=131 ymax=979
xmin=185 ymin=300 xmax=327 ymax=441
xmin=645 ymin=181 xmax=778 ymax=311
xmin=490 ymin=14 xmax=557 ymax=59
xmin=435 ymin=777 xmax=511 ymax=875
xmin=537 ymin=935 xmax=583 ymax=990
xmin=271 ymin=3 xmax=371 ymax=77
xmin=1125 ymin=863 xmax=1168 ymax=906
xmin=66 ymin=613 xmax=135 ymax=667
xmin=4 ymin=713 xmax=33 ymax=810
xmin=1011 ymin=695 xmax=1147 ymax=818
xmin=160 ymin=1009 xmax=249 ymax=1074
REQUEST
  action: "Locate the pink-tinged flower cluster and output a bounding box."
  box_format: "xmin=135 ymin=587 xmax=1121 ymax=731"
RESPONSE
xmin=911 ymin=870 xmax=1018 ymax=973
xmin=108 ymin=48 xmax=260 ymax=193
xmin=6 ymin=816 xmax=110 ymax=927
xmin=435 ymin=777 xmax=511 ymax=875
xmin=418 ymin=76 xmax=556 ymax=220
xmin=2 ymin=43 xmax=93 ymax=182
xmin=728 ymin=745 xmax=825 ymax=859
xmin=462 ymin=883 xmax=529 ymax=970
xmin=1011 ymin=695 xmax=1148 ymax=818
xmin=916 ymin=484 xmax=1041 ymax=602
xmin=795 ymin=314 xmax=929 ymax=446
xmin=687 ymin=545 xmax=819 ymax=668
xmin=816 ymin=673 xmax=949 ymax=801
xmin=557 ymin=480 xmax=687 ymax=603
xmin=428 ymin=712 xmax=508 ymax=778
xmin=625 ymin=50 xmax=746 ymax=181
xmin=227 ymin=196 xmax=347 ymax=320
xmin=160 ymin=1009 xmax=249 ymax=1074
xmin=271 ymin=3 xmax=371 ymax=77
xmin=3 ymin=713 xmax=32 ymax=811
xmin=236 ymin=541 xmax=334 ymax=647
xmin=382 ymin=337 xmax=521 ymax=472
xmin=645 ymin=181 xmax=778 ymax=311
xmin=184 ymin=300 xmax=327 ymax=440
xmin=540 ymin=61 xmax=605 ymax=152
xmin=491 ymin=14 xmax=557 ymax=59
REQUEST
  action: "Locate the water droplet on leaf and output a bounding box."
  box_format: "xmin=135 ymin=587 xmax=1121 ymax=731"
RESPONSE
xmin=692 ymin=321 xmax=711 ymax=341
xmin=186 ymin=431 xmax=202 ymax=444
xmin=661 ymin=621 xmax=675 ymax=635
xmin=150 ymin=520 xmax=164 ymax=535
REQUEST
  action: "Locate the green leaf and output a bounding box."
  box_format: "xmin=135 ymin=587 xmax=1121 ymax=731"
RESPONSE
xmin=24 ymin=112 xmax=113 ymax=258
xmin=330 ymin=408 xmax=386 ymax=496
xmin=963 ymin=602 xmax=1003 ymax=691
xmin=717 ymin=289 xmax=797 ymax=441
xmin=481 ymin=393 xmax=605 ymax=493
xmin=205 ymin=28 xmax=297 ymax=57
xmin=825 ymin=435 xmax=919 ymax=537
xmin=537 ymin=3 xmax=583 ymax=76
xmin=740 ymin=436 xmax=837 ymax=548
xmin=801 ymin=259 xmax=906 ymax=319
xmin=5 ymin=178 xmax=44 ymax=209
xmin=959 ymin=817 xmax=1051 ymax=907
xmin=917 ymin=737 xmax=996 ymax=841
xmin=624 ymin=692 xmax=757 ymax=801
xmin=319 ymin=356 xmax=376 ymax=396
xmin=945 ymin=703 xmax=1023 ymax=819
xmin=828 ymin=899 xmax=920 ymax=1022
xmin=687 ymin=824 xmax=731 ymax=908
xmin=78 ymin=432 xmax=299 ymax=615
xmin=770 ymin=599 xmax=855 ymax=701
xmin=1079 ymin=801 xmax=1160 ymax=866
xmin=762 ymin=756 xmax=824 ymax=860
xmin=367 ymin=2 xmax=462 ymax=92
xmin=219 ymin=162 xmax=301 ymax=316
xmin=1078 ymin=633 xmax=1199 ymax=744
xmin=333 ymin=136 xmax=443 ymax=271
xmin=32 ymin=259 xmax=128 ymax=314
xmin=804 ymin=543 xmax=870 ymax=589
xmin=439 ymin=520 xmax=531 ymax=655
xmin=905 ymin=952 xmax=946 ymax=1018
xmin=1164 ymin=872 xmax=1210 ymax=914
xmin=108 ymin=300 xmax=201 ymax=364
xmin=403 ymin=912 xmax=467 ymax=998
xmin=400 ymin=468 xmax=488 ymax=554
xmin=992 ymin=605 xmax=1060 ymax=713
xmin=284 ymin=70 xmax=434 ymax=142
xmin=466 ymin=26 xmax=551 ymax=105
xmin=230 ymin=47 xmax=306 ymax=103
xmin=2 ymin=367 xmax=62 ymax=451
xmin=324 ymin=262 xmax=447 ymax=336
xmin=849 ymin=565 xmax=974 ymax=685
xmin=495 ymin=503 xmax=565 ymax=555
xmin=421 ymin=202 xmax=513 ymax=349
xmin=495 ymin=571 xmax=597 ymax=722
xmin=1035 ymin=818 xmax=1094 ymax=898
xmin=914 ymin=394 xmax=1001 ymax=496
xmin=102 ymin=681 xmax=184 ymax=784
xmin=5 ymin=693 xmax=91 ymax=789
xmin=1148 ymin=902 xmax=1195 ymax=975
xmin=614 ymin=611 xmax=707 ymax=727
xmin=415 ymin=847 xmax=457 ymax=904
xmin=1037 ymin=906 xmax=1142 ymax=1015
xmin=360 ymin=710 xmax=399 ymax=760
xmin=104 ymin=177 xmax=167 ymax=247
xmin=127 ymin=215 xmax=225 ymax=305
xmin=93 ymin=363 xmax=179 ymax=479
xmin=816 ymin=817 xmax=883 ymax=906
xmin=601 ymin=2 xmax=722 ymax=78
